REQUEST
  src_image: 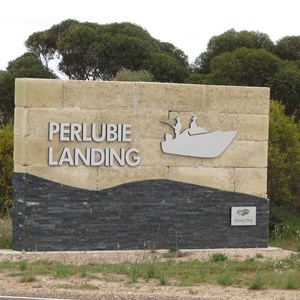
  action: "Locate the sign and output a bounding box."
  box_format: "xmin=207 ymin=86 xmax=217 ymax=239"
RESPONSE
xmin=231 ymin=207 xmax=256 ymax=226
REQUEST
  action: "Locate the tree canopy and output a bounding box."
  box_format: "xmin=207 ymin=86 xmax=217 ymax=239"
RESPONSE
xmin=274 ymin=36 xmax=300 ymax=61
xmin=193 ymin=29 xmax=274 ymax=74
xmin=26 ymin=19 xmax=190 ymax=82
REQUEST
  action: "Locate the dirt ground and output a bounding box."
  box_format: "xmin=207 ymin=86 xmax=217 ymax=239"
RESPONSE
xmin=0 ymin=248 xmax=300 ymax=300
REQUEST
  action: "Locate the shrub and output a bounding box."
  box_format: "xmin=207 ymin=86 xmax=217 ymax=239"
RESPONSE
xmin=114 ymin=68 xmax=154 ymax=82
xmin=211 ymin=253 xmax=227 ymax=262
xmin=268 ymin=100 xmax=300 ymax=229
xmin=0 ymin=121 xmax=14 ymax=216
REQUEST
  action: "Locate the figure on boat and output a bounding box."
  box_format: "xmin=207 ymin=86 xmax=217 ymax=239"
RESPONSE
xmin=161 ymin=116 xmax=237 ymax=158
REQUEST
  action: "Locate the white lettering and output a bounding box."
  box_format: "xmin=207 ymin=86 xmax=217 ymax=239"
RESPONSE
xmin=90 ymin=148 xmax=105 ymax=166
xmin=48 ymin=122 xmax=59 ymax=140
xmin=48 ymin=147 xmax=58 ymax=165
xmin=122 ymin=124 xmax=132 ymax=142
xmin=106 ymin=124 xmax=117 ymax=141
xmin=70 ymin=123 xmax=82 ymax=141
xmin=47 ymin=122 xmax=139 ymax=167
xmin=60 ymin=123 xmax=70 ymax=141
xmin=126 ymin=148 xmax=140 ymax=166
xmin=74 ymin=148 xmax=90 ymax=166
xmin=58 ymin=147 xmax=74 ymax=165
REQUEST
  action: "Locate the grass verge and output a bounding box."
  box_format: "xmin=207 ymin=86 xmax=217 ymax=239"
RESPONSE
xmin=0 ymin=254 xmax=299 ymax=290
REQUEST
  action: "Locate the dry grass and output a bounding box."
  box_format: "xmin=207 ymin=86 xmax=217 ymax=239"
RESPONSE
xmin=0 ymin=217 xmax=12 ymax=249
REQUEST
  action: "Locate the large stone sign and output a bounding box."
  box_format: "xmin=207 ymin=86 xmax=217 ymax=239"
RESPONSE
xmin=13 ymin=79 xmax=269 ymax=251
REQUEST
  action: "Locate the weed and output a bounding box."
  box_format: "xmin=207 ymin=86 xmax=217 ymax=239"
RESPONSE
xmin=249 ymin=272 xmax=264 ymax=290
xmin=79 ymin=281 xmax=98 ymax=290
xmin=244 ymin=257 xmax=255 ymax=263
xmin=285 ymin=274 xmax=297 ymax=289
xmin=130 ymin=263 xmax=139 ymax=283
xmin=18 ymin=260 xmax=27 ymax=271
xmin=144 ymin=263 xmax=156 ymax=281
xmin=0 ymin=217 xmax=12 ymax=249
xmin=211 ymin=252 xmax=227 ymax=262
xmin=218 ymin=270 xmax=233 ymax=286
xmin=179 ymin=274 xmax=193 ymax=286
xmin=256 ymin=253 xmax=264 ymax=259
xmin=19 ymin=274 xmax=37 ymax=283
xmin=199 ymin=265 xmax=207 ymax=281
xmin=188 ymin=288 xmax=196 ymax=295
xmin=55 ymin=263 xmax=75 ymax=278
xmin=159 ymin=275 xmax=168 ymax=285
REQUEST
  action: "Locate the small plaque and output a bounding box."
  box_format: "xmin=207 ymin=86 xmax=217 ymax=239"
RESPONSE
xmin=231 ymin=207 xmax=256 ymax=226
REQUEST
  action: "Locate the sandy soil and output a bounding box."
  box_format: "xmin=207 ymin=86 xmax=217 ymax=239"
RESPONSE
xmin=0 ymin=248 xmax=299 ymax=300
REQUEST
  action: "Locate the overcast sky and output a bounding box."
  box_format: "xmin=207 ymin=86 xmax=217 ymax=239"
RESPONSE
xmin=1 ymin=0 xmax=299 ymax=70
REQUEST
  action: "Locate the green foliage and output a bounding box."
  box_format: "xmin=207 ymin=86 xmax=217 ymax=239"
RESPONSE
xmin=1 ymin=256 xmax=300 ymax=289
xmin=0 ymin=122 xmax=13 ymax=216
xmin=18 ymin=261 xmax=27 ymax=271
xmin=7 ymin=52 xmax=56 ymax=79
xmin=26 ymin=20 xmax=190 ymax=82
xmin=218 ymin=270 xmax=233 ymax=286
xmin=130 ymin=263 xmax=139 ymax=283
xmin=0 ymin=217 xmax=12 ymax=248
xmin=210 ymin=253 xmax=227 ymax=262
xmin=19 ymin=274 xmax=37 ymax=283
xmin=268 ymin=100 xmax=300 ymax=227
xmin=0 ymin=72 xmax=14 ymax=124
xmin=275 ymin=36 xmax=300 ymax=61
xmin=114 ymin=68 xmax=154 ymax=82
xmin=144 ymin=52 xmax=190 ymax=82
xmin=270 ymin=62 xmax=300 ymax=119
xmin=269 ymin=214 xmax=300 ymax=252
xmin=193 ymin=29 xmax=274 ymax=73
xmin=208 ymin=47 xmax=280 ymax=86
xmin=249 ymin=272 xmax=264 ymax=290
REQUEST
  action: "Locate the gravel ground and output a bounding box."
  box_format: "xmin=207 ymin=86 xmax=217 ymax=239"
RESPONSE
xmin=0 ymin=248 xmax=299 ymax=300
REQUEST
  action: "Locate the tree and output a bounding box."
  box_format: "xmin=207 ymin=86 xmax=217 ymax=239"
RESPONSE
xmin=0 ymin=53 xmax=56 ymax=123
xmin=193 ymin=29 xmax=274 ymax=73
xmin=270 ymin=62 xmax=300 ymax=120
xmin=208 ymin=47 xmax=280 ymax=86
xmin=274 ymin=36 xmax=300 ymax=61
xmin=25 ymin=19 xmax=191 ymax=82
xmin=268 ymin=100 xmax=300 ymax=227
xmin=144 ymin=52 xmax=190 ymax=83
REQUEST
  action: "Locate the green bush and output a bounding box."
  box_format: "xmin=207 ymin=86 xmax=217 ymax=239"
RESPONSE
xmin=0 ymin=122 xmax=13 ymax=216
xmin=114 ymin=67 xmax=154 ymax=82
xmin=268 ymin=100 xmax=300 ymax=229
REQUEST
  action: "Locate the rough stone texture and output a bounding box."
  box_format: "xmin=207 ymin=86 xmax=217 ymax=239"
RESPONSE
xmin=205 ymin=85 xmax=270 ymax=114
xmin=13 ymin=173 xmax=269 ymax=251
xmin=14 ymin=79 xmax=270 ymax=196
xmin=169 ymin=167 xmax=235 ymax=192
xmin=15 ymin=78 xmax=64 ymax=108
xmin=235 ymin=168 xmax=268 ymax=198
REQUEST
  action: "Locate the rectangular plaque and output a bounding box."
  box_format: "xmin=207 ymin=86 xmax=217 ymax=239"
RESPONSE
xmin=231 ymin=207 xmax=256 ymax=226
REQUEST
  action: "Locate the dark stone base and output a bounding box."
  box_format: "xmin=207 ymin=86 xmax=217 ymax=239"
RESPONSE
xmin=12 ymin=173 xmax=269 ymax=251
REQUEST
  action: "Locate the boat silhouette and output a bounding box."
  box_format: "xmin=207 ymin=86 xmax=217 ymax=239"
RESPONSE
xmin=161 ymin=116 xmax=237 ymax=158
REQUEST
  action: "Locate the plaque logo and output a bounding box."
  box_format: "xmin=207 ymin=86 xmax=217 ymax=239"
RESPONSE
xmin=161 ymin=116 xmax=237 ymax=158
xmin=237 ymin=209 xmax=250 ymax=216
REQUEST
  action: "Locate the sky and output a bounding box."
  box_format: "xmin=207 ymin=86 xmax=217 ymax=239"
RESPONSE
xmin=1 ymin=0 xmax=299 ymax=70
